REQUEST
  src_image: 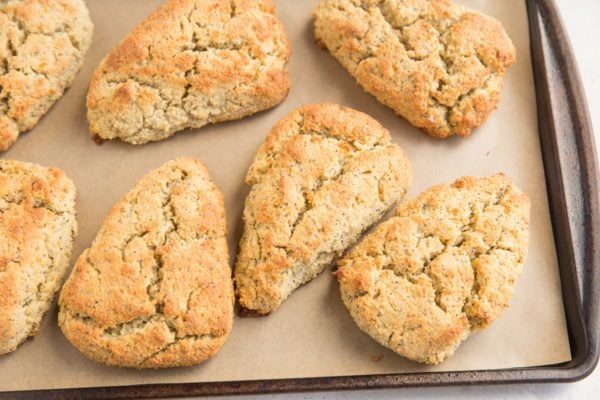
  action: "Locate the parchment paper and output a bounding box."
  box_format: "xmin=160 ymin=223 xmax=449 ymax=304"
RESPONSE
xmin=0 ymin=0 xmax=571 ymax=392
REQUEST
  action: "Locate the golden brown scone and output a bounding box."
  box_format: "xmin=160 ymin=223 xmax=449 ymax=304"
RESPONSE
xmin=0 ymin=0 xmax=93 ymax=151
xmin=314 ymin=0 xmax=516 ymax=138
xmin=337 ymin=174 xmax=530 ymax=364
xmin=58 ymin=158 xmax=234 ymax=368
xmin=234 ymin=103 xmax=412 ymax=315
xmin=87 ymin=0 xmax=291 ymax=145
xmin=0 ymin=160 xmax=77 ymax=356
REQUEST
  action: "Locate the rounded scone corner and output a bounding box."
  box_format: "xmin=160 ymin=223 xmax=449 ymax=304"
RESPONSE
xmin=313 ymin=0 xmax=516 ymax=138
xmin=234 ymin=102 xmax=412 ymax=315
xmin=86 ymin=0 xmax=291 ymax=145
xmin=58 ymin=157 xmax=234 ymax=368
xmin=0 ymin=159 xmax=77 ymax=356
xmin=0 ymin=0 xmax=93 ymax=151
xmin=337 ymin=174 xmax=531 ymax=364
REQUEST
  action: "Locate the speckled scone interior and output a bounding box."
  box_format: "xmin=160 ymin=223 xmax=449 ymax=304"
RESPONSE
xmin=337 ymin=174 xmax=530 ymax=364
xmin=314 ymin=0 xmax=516 ymax=138
xmin=58 ymin=158 xmax=234 ymax=368
xmin=234 ymin=103 xmax=412 ymax=315
xmin=87 ymin=0 xmax=291 ymax=145
xmin=0 ymin=159 xmax=77 ymax=356
xmin=0 ymin=0 xmax=93 ymax=151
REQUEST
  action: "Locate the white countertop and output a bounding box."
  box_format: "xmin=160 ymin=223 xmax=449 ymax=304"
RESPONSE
xmin=193 ymin=1 xmax=600 ymax=399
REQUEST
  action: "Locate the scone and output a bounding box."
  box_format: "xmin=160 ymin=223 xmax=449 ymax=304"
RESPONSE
xmin=58 ymin=158 xmax=234 ymax=368
xmin=0 ymin=0 xmax=93 ymax=151
xmin=337 ymin=174 xmax=530 ymax=364
xmin=314 ymin=0 xmax=516 ymax=138
xmin=87 ymin=0 xmax=291 ymax=145
xmin=235 ymin=103 xmax=412 ymax=315
xmin=0 ymin=160 xmax=77 ymax=356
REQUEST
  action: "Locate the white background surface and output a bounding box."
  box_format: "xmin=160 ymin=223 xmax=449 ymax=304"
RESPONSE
xmin=189 ymin=0 xmax=600 ymax=399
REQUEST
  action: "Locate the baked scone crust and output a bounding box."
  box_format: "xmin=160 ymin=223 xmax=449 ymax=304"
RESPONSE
xmin=314 ymin=0 xmax=516 ymax=138
xmin=0 ymin=0 xmax=93 ymax=151
xmin=337 ymin=174 xmax=530 ymax=364
xmin=0 ymin=159 xmax=77 ymax=355
xmin=59 ymin=158 xmax=234 ymax=368
xmin=87 ymin=0 xmax=291 ymax=145
xmin=234 ymin=103 xmax=412 ymax=314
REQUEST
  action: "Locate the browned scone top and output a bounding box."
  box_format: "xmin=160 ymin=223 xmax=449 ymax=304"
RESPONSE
xmin=0 ymin=159 xmax=77 ymax=356
xmin=87 ymin=0 xmax=291 ymax=145
xmin=0 ymin=0 xmax=93 ymax=151
xmin=235 ymin=103 xmax=412 ymax=315
xmin=337 ymin=174 xmax=530 ymax=364
xmin=58 ymin=158 xmax=234 ymax=368
xmin=314 ymin=0 xmax=516 ymax=138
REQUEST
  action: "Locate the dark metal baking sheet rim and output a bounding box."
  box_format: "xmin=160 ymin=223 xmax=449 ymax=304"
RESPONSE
xmin=3 ymin=0 xmax=599 ymax=398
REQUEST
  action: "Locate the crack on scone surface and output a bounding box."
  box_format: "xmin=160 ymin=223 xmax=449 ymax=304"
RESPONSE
xmin=368 ymin=182 xmax=516 ymax=306
xmin=0 ymin=1 xmax=91 ymax=147
xmin=284 ymin=126 xmax=386 ymax=242
xmin=255 ymin=115 xmax=390 ymax=263
xmin=315 ymin=0 xmax=515 ymax=137
xmin=138 ymin=331 xmax=218 ymax=366
xmin=89 ymin=0 xmax=290 ymax=144
xmin=248 ymin=113 xmax=392 ymax=262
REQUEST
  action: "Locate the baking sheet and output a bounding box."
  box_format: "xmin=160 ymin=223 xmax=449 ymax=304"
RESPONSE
xmin=0 ymin=0 xmax=571 ymax=392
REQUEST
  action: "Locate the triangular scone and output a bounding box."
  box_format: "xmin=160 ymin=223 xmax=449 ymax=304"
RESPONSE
xmin=314 ymin=0 xmax=516 ymax=138
xmin=87 ymin=0 xmax=291 ymax=145
xmin=0 ymin=0 xmax=93 ymax=151
xmin=0 ymin=160 xmax=77 ymax=356
xmin=59 ymin=158 xmax=234 ymax=368
xmin=234 ymin=103 xmax=412 ymax=315
xmin=337 ymin=174 xmax=530 ymax=364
